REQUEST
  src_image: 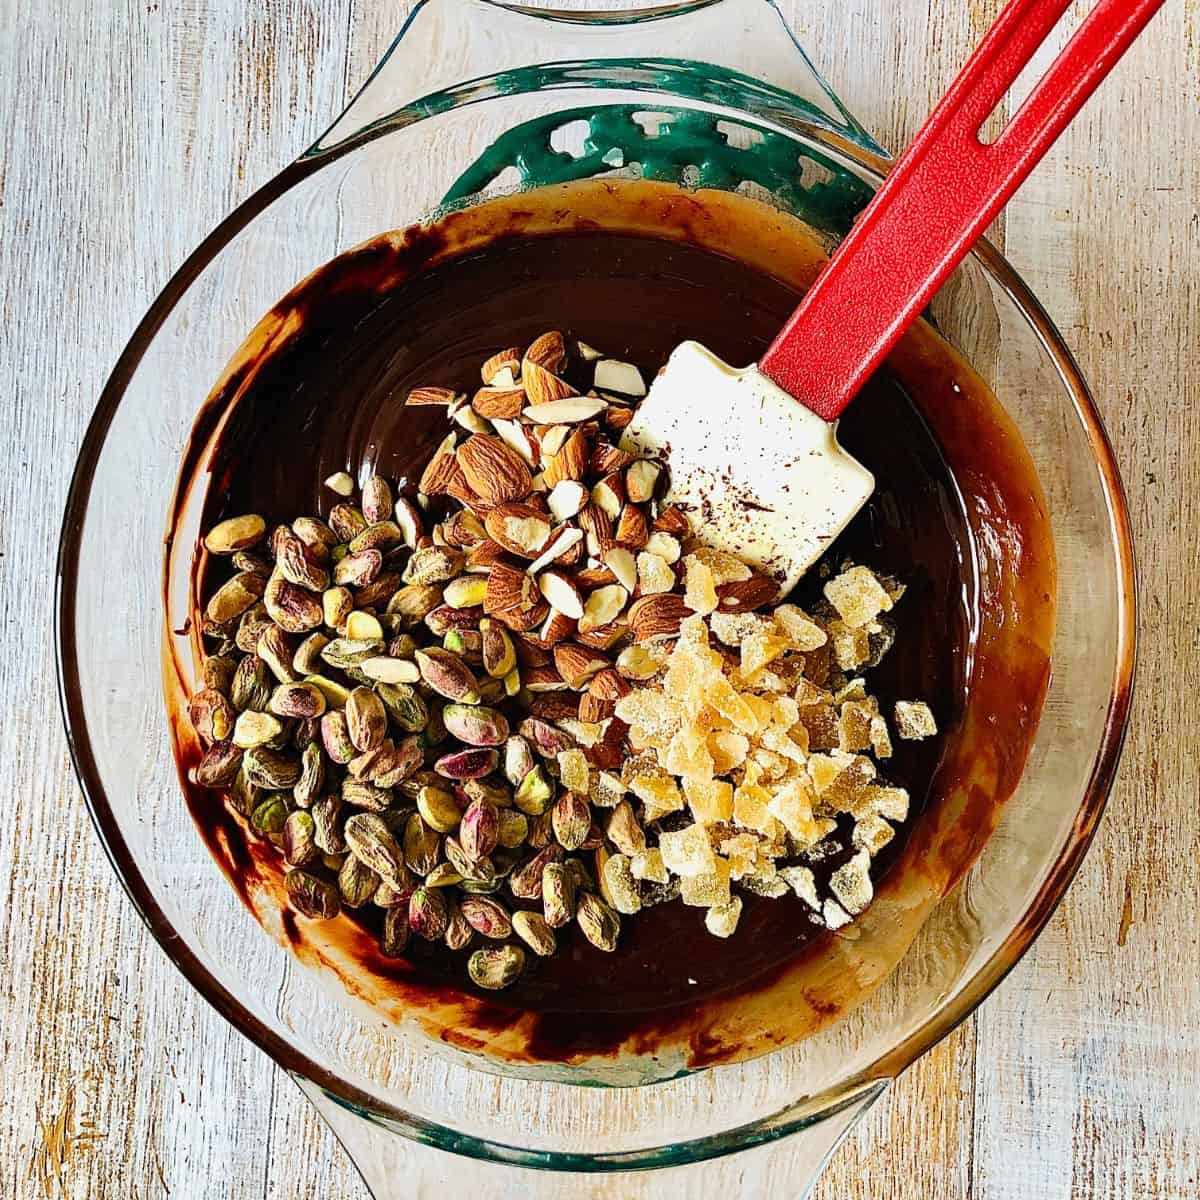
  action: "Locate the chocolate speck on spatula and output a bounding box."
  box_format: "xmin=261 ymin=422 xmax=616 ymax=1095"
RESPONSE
xmin=623 ymin=0 xmax=1163 ymax=596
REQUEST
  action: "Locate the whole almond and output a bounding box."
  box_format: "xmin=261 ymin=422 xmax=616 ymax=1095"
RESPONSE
xmin=605 ymin=406 xmax=635 ymax=432
xmin=457 ymin=435 xmax=532 ymax=504
xmin=576 ymin=503 xmax=613 ymax=556
xmin=554 ymin=642 xmax=609 ymax=689
xmin=628 ymin=593 xmax=690 ymax=643
xmin=653 ymin=504 xmax=691 ymax=535
xmin=588 ymin=667 xmax=630 ymax=703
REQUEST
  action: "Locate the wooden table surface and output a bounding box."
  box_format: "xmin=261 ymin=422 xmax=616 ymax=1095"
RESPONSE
xmin=3 ymin=0 xmax=1197 ymax=1196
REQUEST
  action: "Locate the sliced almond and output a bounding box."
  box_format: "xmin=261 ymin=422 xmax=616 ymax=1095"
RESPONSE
xmin=522 ymin=360 xmax=578 ymax=406
xmin=591 ymin=474 xmax=625 ymax=520
xmin=614 ymin=504 xmax=649 ymax=549
xmin=554 ymin=642 xmax=610 ymax=689
xmin=473 ymin=385 xmax=526 ymax=420
xmin=537 ymin=609 xmax=577 ymax=648
xmin=606 ymin=406 xmax=634 ymax=433
xmin=548 ymin=480 xmax=587 ymax=522
xmin=578 ymin=584 xmax=628 ymax=633
xmin=594 ymin=359 xmax=646 ymax=397
xmin=539 ymin=425 xmax=571 ymax=457
xmin=454 ymin=405 xmax=491 ymax=434
xmin=588 ymin=667 xmax=631 ymax=702
xmin=603 ymin=546 xmax=638 ymax=591
xmin=491 ymin=418 xmax=540 ymax=467
xmin=577 ymin=504 xmax=613 ymax=557
xmin=524 ymin=664 xmax=568 ymax=692
xmin=522 ymin=397 xmax=607 ymax=425
xmin=542 ymin=427 xmax=590 ymax=486
xmin=485 ymin=561 xmax=539 ymax=616
xmin=575 ymin=619 xmax=629 ymax=651
xmin=577 ymin=341 xmax=603 ymax=362
xmin=625 ymin=460 xmax=660 ymax=504
xmin=466 ymin=539 xmax=510 ymax=571
xmin=527 ymin=526 xmax=583 ymax=575
xmin=481 ymin=347 xmax=522 ymax=385
xmin=573 ymin=564 xmax=618 ymax=590
xmin=418 ymin=432 xmax=463 ymax=496
xmin=579 ymin=692 xmax=615 ymax=723
xmin=538 ymin=570 xmax=585 ymax=619
xmin=653 ymin=504 xmax=691 ymax=535
xmin=484 ymin=503 xmax=551 ymax=558
xmin=643 ymin=531 xmax=681 ymax=564
xmin=324 ymin=471 xmax=355 ymax=497
xmin=591 ymin=442 xmax=634 ymax=475
xmin=523 ymin=331 xmax=567 ymax=374
xmin=457 ymin=435 xmax=533 ymax=504
xmin=393 ymin=496 xmax=423 ymax=549
xmin=407 ymin=385 xmax=456 ymax=406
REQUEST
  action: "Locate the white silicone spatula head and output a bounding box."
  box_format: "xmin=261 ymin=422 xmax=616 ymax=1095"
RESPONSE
xmin=624 ymin=0 xmax=1163 ymax=595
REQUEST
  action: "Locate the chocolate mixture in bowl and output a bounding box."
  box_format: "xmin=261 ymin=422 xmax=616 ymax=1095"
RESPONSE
xmin=167 ymin=180 xmax=1055 ymax=1068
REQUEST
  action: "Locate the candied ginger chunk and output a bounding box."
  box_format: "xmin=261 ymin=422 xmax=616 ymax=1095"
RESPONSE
xmin=894 ymin=700 xmax=938 ymax=740
xmin=659 ymin=823 xmax=717 ymax=877
xmin=683 ymin=556 xmax=719 ymax=615
xmin=631 ymin=846 xmax=668 ymax=882
xmin=684 ymin=777 xmax=734 ymax=824
xmin=705 ymin=895 xmax=743 ymax=938
xmin=869 ymin=713 xmax=893 ymax=759
xmin=709 ymin=611 xmax=769 ymax=647
xmin=838 ymin=700 xmax=876 ymax=753
xmin=823 ymin=898 xmax=852 ymax=930
xmin=853 ymin=814 xmax=896 ymax=855
xmin=824 ymin=566 xmax=893 ymax=629
xmin=740 ymin=630 xmax=790 ymax=678
xmin=830 ymin=849 xmax=874 ymax=914
xmin=636 ymin=551 xmax=676 ymax=595
xmin=688 ymin=545 xmax=753 ymax=586
xmin=773 ymin=604 xmax=828 ymax=651
xmin=733 ymin=781 xmax=777 ymax=835
xmin=680 ymin=857 xmax=731 ymax=907
xmin=708 ymin=730 xmax=749 ymax=774
xmin=664 ymin=723 xmax=716 ymax=781
xmin=779 ymin=864 xmax=820 ymax=908
xmin=557 ymin=748 xmax=590 ymax=793
xmin=767 ymin=777 xmax=823 ymax=843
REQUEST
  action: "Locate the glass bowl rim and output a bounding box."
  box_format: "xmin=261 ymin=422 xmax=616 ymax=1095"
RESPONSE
xmin=55 ymin=126 xmax=1136 ymax=1171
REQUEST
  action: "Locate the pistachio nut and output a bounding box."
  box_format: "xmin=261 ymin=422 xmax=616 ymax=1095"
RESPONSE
xmin=269 ymin=681 xmax=327 ymax=720
xmin=443 ymin=900 xmax=474 ymax=951
xmin=293 ymin=742 xmax=325 ymax=808
xmin=193 ymin=740 xmax=243 ymax=789
xmin=343 ymin=813 xmax=410 ymax=888
xmin=286 ymin=869 xmax=341 ymax=920
xmin=205 ymin=514 xmax=267 ymax=555
xmin=328 ymin=503 xmax=367 ymax=541
xmin=512 ymin=910 xmax=556 ymax=957
xmin=380 ymin=906 xmax=410 ymax=957
xmin=333 ymin=548 xmax=382 ymax=588
xmin=338 ymin=853 xmax=381 ymax=908
xmin=292 ymin=631 xmax=330 ymax=676
xmin=312 ymin=794 xmax=347 ymax=855
xmin=345 ymin=686 xmax=387 ymax=752
xmin=576 ymin=892 xmax=620 ymax=951
xmin=434 ymin=747 xmax=498 ymax=781
xmin=283 ymin=810 xmax=319 ymax=866
xmin=243 ymin=746 xmax=301 ymax=790
xmin=403 ymin=812 xmax=441 ymax=877
xmin=460 ymin=799 xmax=499 ymax=861
xmin=189 ymin=688 xmax=234 ymax=744
xmin=230 ymin=654 xmax=272 ymax=712
xmin=319 ymin=710 xmax=356 ymax=765
xmin=459 ymin=895 xmax=512 ymax=940
xmin=541 ymin=862 xmax=576 ymax=928
xmin=551 ymin=792 xmax=591 ymax=852
xmin=376 ymin=682 xmax=429 ymax=733
xmin=416 ymin=785 xmax=462 ymax=834
xmin=408 ymin=886 xmax=449 ymax=940
xmin=206 ymin=571 xmax=267 ymax=624
xmin=403 ymin=545 xmax=464 ymax=586
xmin=322 ymin=586 xmax=353 ymax=629
xmin=202 ymin=654 xmax=237 ymax=697
xmin=341 ymin=779 xmax=393 ymax=812
xmin=361 ymin=476 xmax=393 ymax=524
xmin=509 ymin=844 xmax=563 ymax=901
xmin=250 ymin=794 xmax=289 ymax=835
xmin=495 ymin=808 xmax=529 ymax=850
xmin=479 ymin=618 xmax=516 ymax=679
xmin=503 ymin=735 xmax=536 ymax=786
xmin=467 ymin=944 xmax=525 ymax=991
xmin=415 ymin=647 xmax=480 ymax=704
xmin=513 ymin=766 xmax=553 ymax=815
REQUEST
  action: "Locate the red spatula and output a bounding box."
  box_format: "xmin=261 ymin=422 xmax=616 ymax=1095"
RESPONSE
xmin=623 ymin=0 xmax=1164 ymax=594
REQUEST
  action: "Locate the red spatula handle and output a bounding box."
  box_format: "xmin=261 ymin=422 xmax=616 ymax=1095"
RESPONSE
xmin=759 ymin=0 xmax=1164 ymax=422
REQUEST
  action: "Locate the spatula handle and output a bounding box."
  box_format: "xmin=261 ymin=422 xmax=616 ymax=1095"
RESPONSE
xmin=759 ymin=0 xmax=1165 ymax=422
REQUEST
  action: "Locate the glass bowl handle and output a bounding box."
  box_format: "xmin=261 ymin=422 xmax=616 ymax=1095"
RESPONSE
xmin=299 ymin=1075 xmax=888 ymax=1196
xmin=309 ymin=0 xmax=881 ymax=157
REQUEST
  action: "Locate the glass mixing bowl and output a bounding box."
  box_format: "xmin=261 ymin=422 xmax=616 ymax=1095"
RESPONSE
xmin=57 ymin=1 xmax=1135 ymax=1194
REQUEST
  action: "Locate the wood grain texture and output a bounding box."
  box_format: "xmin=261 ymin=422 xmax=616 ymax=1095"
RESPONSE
xmin=0 ymin=0 xmax=1196 ymax=1196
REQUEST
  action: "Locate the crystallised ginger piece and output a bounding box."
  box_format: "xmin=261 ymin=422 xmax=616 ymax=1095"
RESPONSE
xmin=838 ymin=699 xmax=876 ymax=753
xmin=705 ymin=895 xmax=743 ymax=938
xmin=767 ymin=777 xmax=823 ymax=843
xmin=853 ymin=814 xmax=896 ymax=855
xmin=680 ymin=857 xmax=731 ymax=907
xmin=830 ymin=849 xmax=874 ymax=915
xmin=557 ymin=748 xmax=590 ymax=793
xmin=658 ymin=823 xmax=717 ymax=878
xmin=687 ymin=545 xmax=753 ymax=586
xmin=683 ymin=776 xmax=734 ymax=824
xmin=683 ymin=556 xmax=719 ymax=616
xmin=740 ymin=629 xmax=791 ymax=678
xmin=773 ymin=604 xmax=828 ymax=651
xmin=631 ymin=846 xmax=668 ymax=883
xmin=894 ymin=700 xmax=938 ymax=740
xmin=824 ymin=566 xmax=894 ymax=629
xmin=709 ymin=611 xmax=770 ymax=647
xmin=707 ymin=730 xmax=749 ymax=773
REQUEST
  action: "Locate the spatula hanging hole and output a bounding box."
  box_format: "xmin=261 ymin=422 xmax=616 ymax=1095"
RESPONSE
xmin=549 ymin=119 xmax=591 ymax=159
xmin=631 ymin=111 xmax=672 ymax=138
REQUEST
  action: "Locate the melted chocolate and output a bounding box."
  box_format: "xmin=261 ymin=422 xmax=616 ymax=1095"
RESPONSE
xmin=192 ymin=230 xmax=970 ymax=1023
